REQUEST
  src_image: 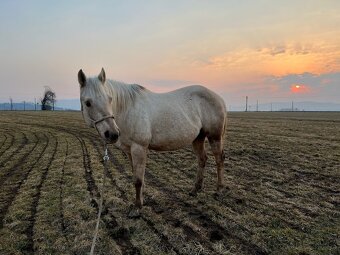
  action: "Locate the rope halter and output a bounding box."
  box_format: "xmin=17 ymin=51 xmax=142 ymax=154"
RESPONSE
xmin=86 ymin=114 xmax=115 ymax=134
xmin=91 ymin=115 xmax=115 ymax=126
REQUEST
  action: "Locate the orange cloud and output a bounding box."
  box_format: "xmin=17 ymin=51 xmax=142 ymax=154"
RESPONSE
xmin=197 ymin=41 xmax=340 ymax=80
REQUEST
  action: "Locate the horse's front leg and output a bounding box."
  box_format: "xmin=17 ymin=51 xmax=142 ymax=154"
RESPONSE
xmin=131 ymin=143 xmax=147 ymax=208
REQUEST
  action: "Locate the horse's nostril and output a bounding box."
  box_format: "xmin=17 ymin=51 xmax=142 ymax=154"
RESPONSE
xmin=111 ymin=133 xmax=119 ymax=141
xmin=104 ymin=130 xmax=110 ymax=138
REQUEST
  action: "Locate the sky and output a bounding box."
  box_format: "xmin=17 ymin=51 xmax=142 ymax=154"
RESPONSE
xmin=0 ymin=0 xmax=339 ymax=108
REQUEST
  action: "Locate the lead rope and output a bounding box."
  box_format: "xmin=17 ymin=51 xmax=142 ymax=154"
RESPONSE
xmin=90 ymin=144 xmax=109 ymax=255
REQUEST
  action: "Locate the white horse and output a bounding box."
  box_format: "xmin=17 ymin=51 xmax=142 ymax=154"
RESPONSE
xmin=78 ymin=68 xmax=227 ymax=209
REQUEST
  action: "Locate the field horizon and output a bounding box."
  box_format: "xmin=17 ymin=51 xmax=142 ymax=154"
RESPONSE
xmin=2 ymin=99 xmax=340 ymax=112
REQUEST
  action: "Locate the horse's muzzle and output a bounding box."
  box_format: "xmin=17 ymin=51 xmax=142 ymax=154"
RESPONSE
xmin=104 ymin=130 xmax=119 ymax=143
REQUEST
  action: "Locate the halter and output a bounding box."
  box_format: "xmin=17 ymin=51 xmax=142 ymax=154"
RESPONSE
xmin=91 ymin=115 xmax=115 ymax=126
xmin=86 ymin=113 xmax=115 ymax=134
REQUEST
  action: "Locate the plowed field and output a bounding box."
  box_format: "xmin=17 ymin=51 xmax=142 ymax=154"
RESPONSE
xmin=0 ymin=111 xmax=339 ymax=255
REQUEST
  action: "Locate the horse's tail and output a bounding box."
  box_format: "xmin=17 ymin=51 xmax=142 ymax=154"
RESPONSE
xmin=222 ymin=104 xmax=227 ymax=138
xmin=220 ymin=105 xmax=227 ymax=162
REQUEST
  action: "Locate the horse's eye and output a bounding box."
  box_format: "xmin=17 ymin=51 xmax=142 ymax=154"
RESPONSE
xmin=108 ymin=96 xmax=112 ymax=103
xmin=85 ymin=101 xmax=91 ymax=107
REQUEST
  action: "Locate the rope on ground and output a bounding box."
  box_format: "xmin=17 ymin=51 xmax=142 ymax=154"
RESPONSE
xmin=90 ymin=144 xmax=109 ymax=255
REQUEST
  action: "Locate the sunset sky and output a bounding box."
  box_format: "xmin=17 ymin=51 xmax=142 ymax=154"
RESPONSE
xmin=0 ymin=0 xmax=339 ymax=108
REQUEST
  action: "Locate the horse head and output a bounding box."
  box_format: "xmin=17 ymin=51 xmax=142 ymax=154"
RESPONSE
xmin=78 ymin=68 xmax=120 ymax=143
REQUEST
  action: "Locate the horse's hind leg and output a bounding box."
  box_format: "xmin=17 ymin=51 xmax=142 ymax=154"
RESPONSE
xmin=190 ymin=133 xmax=208 ymax=196
xmin=208 ymin=137 xmax=225 ymax=192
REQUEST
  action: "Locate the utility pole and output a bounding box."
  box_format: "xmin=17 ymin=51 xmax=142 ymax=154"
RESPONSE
xmin=34 ymin=98 xmax=37 ymax=111
xmin=256 ymin=100 xmax=259 ymax=112
xmin=245 ymin=96 xmax=248 ymax=112
xmin=292 ymin=101 xmax=294 ymax=112
xmin=10 ymin=97 xmax=13 ymax=111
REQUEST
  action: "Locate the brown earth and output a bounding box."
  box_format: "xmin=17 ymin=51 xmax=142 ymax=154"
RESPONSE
xmin=0 ymin=111 xmax=339 ymax=255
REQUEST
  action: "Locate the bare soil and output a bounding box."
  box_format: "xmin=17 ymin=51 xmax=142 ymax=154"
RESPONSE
xmin=0 ymin=111 xmax=339 ymax=255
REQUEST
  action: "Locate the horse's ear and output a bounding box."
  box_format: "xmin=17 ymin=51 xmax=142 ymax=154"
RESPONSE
xmin=98 ymin=68 xmax=106 ymax=84
xmin=78 ymin=69 xmax=86 ymax=88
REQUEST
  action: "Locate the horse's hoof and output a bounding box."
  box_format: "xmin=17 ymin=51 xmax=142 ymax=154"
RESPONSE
xmin=189 ymin=187 xmax=201 ymax=197
xmin=128 ymin=207 xmax=141 ymax=219
xmin=216 ymin=184 xmax=225 ymax=193
xmin=189 ymin=190 xmax=197 ymax=197
xmin=213 ymin=192 xmax=220 ymax=199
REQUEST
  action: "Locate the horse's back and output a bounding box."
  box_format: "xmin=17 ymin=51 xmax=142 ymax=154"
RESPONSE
xmin=162 ymin=85 xmax=225 ymax=110
xmin=148 ymin=85 xmax=226 ymax=142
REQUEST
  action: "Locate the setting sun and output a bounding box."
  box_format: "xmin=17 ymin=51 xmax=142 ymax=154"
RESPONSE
xmin=291 ymin=84 xmax=310 ymax=94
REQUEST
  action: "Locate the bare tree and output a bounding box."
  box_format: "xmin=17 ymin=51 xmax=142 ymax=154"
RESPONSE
xmin=41 ymin=86 xmax=56 ymax=111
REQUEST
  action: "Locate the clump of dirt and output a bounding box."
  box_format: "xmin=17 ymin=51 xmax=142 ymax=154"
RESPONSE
xmin=210 ymin=229 xmax=224 ymax=241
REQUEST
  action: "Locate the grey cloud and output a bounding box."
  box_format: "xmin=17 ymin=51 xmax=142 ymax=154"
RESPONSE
xmin=266 ymin=72 xmax=340 ymax=87
xmin=265 ymin=72 xmax=340 ymax=100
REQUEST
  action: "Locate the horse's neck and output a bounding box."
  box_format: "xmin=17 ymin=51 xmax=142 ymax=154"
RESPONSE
xmin=107 ymin=80 xmax=142 ymax=115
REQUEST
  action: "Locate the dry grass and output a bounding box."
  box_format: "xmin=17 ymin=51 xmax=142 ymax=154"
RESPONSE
xmin=0 ymin=111 xmax=339 ymax=255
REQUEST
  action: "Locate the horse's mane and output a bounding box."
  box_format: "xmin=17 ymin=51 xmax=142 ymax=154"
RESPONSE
xmin=107 ymin=80 xmax=146 ymax=113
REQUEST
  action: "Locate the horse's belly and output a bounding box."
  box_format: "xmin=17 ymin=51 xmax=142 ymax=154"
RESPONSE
xmin=148 ymin=129 xmax=198 ymax=151
xmin=148 ymin=139 xmax=193 ymax=151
